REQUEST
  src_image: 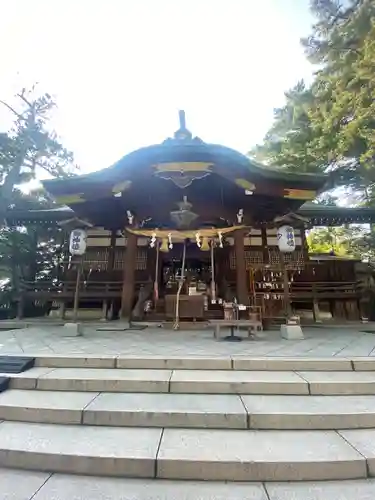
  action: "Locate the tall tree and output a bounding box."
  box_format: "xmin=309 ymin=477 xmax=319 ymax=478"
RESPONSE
xmin=251 ymin=0 xmax=375 ymax=261
xmin=251 ymin=0 xmax=375 ymax=201
xmin=0 ymin=86 xmax=75 ymax=313
xmin=0 ymin=86 xmax=75 ymax=225
xmin=251 ymin=81 xmax=323 ymax=173
xmin=305 ymin=0 xmax=375 ymax=201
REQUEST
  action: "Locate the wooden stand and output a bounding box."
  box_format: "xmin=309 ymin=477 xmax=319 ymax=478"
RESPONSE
xmin=165 ymin=295 xmax=205 ymax=320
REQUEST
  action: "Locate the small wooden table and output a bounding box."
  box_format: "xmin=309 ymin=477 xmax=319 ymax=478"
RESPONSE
xmin=210 ymin=319 xmax=263 ymax=339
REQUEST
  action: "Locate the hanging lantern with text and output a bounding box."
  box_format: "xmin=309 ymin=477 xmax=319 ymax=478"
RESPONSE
xmin=277 ymin=225 xmax=295 ymax=253
xmin=69 ymin=229 xmax=87 ymax=256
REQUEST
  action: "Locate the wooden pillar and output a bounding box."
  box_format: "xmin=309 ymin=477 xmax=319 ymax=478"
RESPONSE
xmin=300 ymin=226 xmax=309 ymax=261
xmin=72 ymin=260 xmax=82 ymax=322
xmin=147 ymin=246 xmax=157 ymax=283
xmin=59 ymin=230 xmax=70 ymax=319
xmin=16 ymin=296 xmax=24 ymax=320
xmin=29 ymin=227 xmax=39 ymax=282
xmin=57 ymin=301 xmax=66 ymax=319
xmin=280 ymin=252 xmax=292 ymax=318
xmin=312 ymin=300 xmax=322 ymax=323
xmin=234 ymin=229 xmax=248 ymax=305
xmin=101 ymin=299 xmax=108 ymax=321
xmin=121 ymin=231 xmax=137 ymax=319
xmin=108 ymin=229 xmax=117 ymax=272
xmin=107 ymin=301 xmax=114 ymax=320
xmin=261 ymin=226 xmax=269 ymax=265
xmin=107 ymin=230 xmax=117 ymax=321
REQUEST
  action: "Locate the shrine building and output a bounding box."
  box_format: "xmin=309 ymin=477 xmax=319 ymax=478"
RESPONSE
xmin=5 ymin=112 xmax=375 ymax=326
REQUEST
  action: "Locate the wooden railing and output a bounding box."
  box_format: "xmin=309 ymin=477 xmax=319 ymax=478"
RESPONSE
xmin=292 ymin=281 xmax=359 ymax=298
xmin=290 ymin=281 xmax=359 ymax=299
xmin=19 ymin=279 xmax=363 ymax=302
xmin=253 ymin=280 xmax=360 ymax=301
xmin=20 ymin=280 xmax=124 ymax=299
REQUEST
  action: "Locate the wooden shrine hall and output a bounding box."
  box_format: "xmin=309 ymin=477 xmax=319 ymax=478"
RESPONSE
xmin=5 ymin=111 xmax=375 ymax=326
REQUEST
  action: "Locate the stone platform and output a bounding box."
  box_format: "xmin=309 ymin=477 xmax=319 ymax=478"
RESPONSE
xmin=0 ymin=321 xmax=375 ymax=357
xmin=0 ymin=323 xmax=375 ymax=496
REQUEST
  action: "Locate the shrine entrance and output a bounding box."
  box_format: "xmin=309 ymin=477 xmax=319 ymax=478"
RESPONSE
xmin=160 ymin=243 xmax=212 ymax=298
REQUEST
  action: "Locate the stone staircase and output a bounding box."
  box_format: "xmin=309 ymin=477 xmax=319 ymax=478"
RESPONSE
xmin=1 ymin=355 xmax=375 ymax=498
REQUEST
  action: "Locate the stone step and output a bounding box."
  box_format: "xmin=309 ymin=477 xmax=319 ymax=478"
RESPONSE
xmin=3 ymin=390 xmax=375 ymax=430
xmin=157 ymin=428 xmax=367 ymax=481
xmin=243 ymin=394 xmax=375 ymax=429
xmin=4 ymin=469 xmax=375 ymax=500
xmin=0 ymin=390 xmax=247 ymax=428
xmin=7 ymin=366 xmax=375 ymax=395
xmin=299 ymin=371 xmax=375 ymax=395
xmin=33 ymin=354 xmax=359 ymax=371
xmin=0 ymin=421 xmax=368 ymax=481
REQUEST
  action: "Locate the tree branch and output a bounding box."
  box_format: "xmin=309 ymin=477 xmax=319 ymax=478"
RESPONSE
xmin=17 ymin=91 xmax=33 ymax=108
xmin=0 ymin=100 xmax=23 ymax=120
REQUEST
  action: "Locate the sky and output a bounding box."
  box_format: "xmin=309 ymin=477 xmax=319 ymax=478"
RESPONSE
xmin=0 ymin=0 xmax=316 ymax=175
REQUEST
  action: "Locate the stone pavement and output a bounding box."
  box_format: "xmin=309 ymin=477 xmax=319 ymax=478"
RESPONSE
xmin=0 ymin=322 xmax=375 ymax=357
xmin=0 ymin=332 xmax=375 ymax=496
xmin=2 ymin=469 xmax=375 ymax=499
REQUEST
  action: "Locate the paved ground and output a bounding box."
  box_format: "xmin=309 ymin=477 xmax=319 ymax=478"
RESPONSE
xmin=3 ymin=468 xmax=375 ymax=500
xmin=1 ymin=321 xmax=375 ymax=357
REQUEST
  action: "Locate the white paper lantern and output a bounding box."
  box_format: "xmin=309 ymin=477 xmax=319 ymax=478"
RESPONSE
xmin=69 ymin=229 xmax=87 ymax=255
xmin=277 ymin=225 xmax=295 ymax=253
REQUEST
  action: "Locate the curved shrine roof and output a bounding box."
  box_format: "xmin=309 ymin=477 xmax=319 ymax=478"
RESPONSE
xmin=42 ymin=111 xmax=328 ymax=209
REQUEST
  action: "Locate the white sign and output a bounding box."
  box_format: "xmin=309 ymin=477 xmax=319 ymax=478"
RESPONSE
xmin=69 ymin=229 xmax=87 ymax=256
xmin=277 ymin=225 xmax=296 ymax=253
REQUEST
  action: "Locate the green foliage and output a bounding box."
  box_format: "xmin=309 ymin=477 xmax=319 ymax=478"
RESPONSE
xmin=251 ymin=0 xmax=375 ymax=192
xmin=0 ymin=222 xmax=65 ymax=316
xmin=0 ymin=86 xmax=74 ymax=313
xmin=0 ymin=85 xmax=76 ymax=224
xmin=307 ymin=226 xmax=363 ymax=256
xmin=252 ymin=0 xmax=375 ymax=261
xmin=307 ymin=2 xmax=375 ymax=181
xmin=0 ymin=189 xmax=66 ymax=289
xmin=251 ymin=81 xmax=323 ymax=173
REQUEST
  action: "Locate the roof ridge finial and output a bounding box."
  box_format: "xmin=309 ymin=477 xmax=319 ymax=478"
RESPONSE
xmin=179 ymin=110 xmax=186 ymax=130
xmin=174 ymin=110 xmax=192 ymax=140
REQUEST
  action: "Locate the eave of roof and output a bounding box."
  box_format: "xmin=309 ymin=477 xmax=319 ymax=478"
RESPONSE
xmin=6 ymin=203 xmax=375 ymax=226
xmin=43 ymin=110 xmax=329 ymax=201
xmin=43 ymin=143 xmax=328 ymax=194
